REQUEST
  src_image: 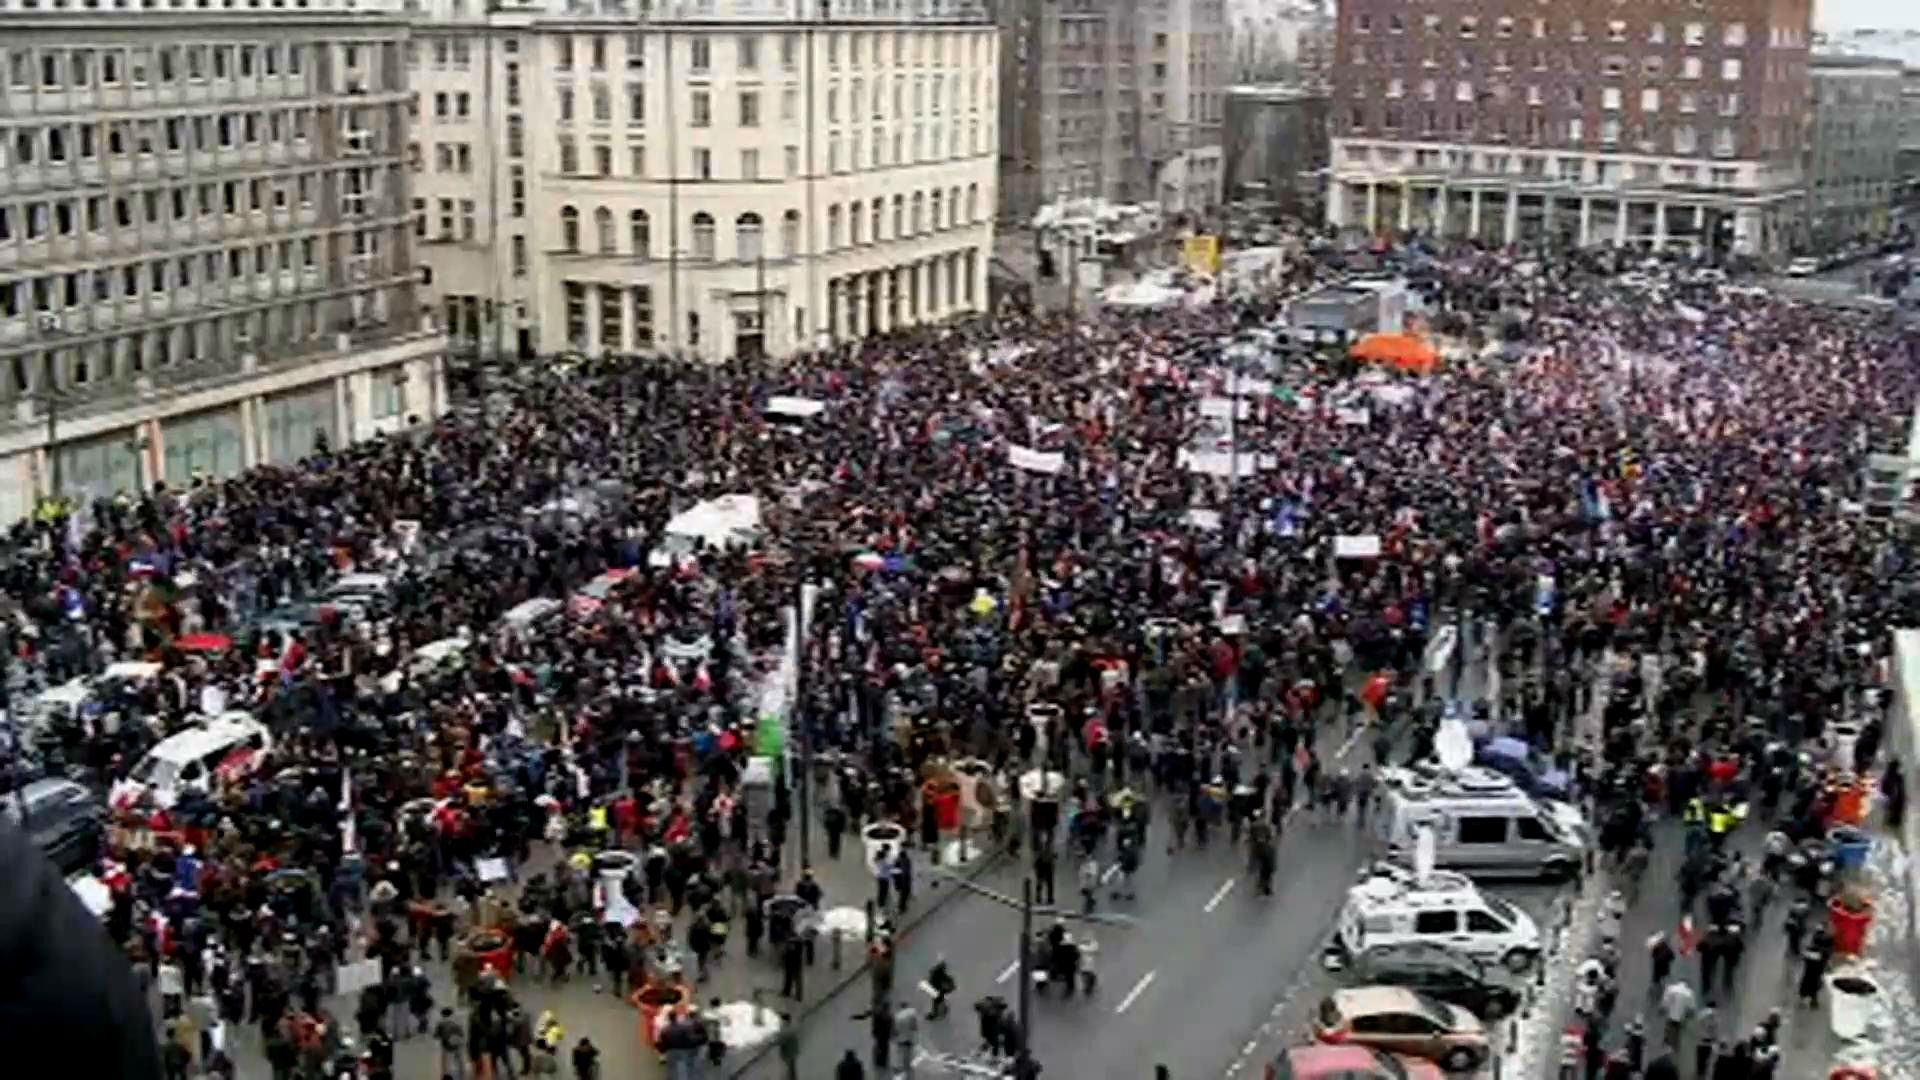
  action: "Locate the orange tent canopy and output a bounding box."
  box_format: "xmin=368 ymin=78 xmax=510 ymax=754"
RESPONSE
xmin=1350 ymin=331 xmax=1440 ymax=374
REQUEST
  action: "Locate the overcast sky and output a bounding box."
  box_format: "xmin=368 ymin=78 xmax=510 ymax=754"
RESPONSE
xmin=1819 ymin=0 xmax=1920 ymax=33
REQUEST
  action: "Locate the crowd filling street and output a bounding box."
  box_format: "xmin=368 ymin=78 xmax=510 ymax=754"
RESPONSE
xmin=4 ymin=237 xmax=1920 ymax=1080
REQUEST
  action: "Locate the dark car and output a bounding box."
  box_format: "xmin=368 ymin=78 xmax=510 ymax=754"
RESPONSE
xmin=1345 ymin=941 xmax=1522 ymax=1020
xmin=3 ymin=778 xmax=104 ymax=876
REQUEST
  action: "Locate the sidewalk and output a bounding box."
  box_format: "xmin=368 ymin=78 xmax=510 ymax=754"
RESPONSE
xmin=209 ymin=806 xmax=992 ymax=1080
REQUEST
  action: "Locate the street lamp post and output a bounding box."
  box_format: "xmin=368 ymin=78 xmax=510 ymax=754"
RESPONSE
xmin=127 ymin=432 xmax=151 ymax=497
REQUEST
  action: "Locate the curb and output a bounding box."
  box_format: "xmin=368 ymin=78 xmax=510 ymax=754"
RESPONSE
xmin=722 ymin=841 xmax=1014 ymax=1078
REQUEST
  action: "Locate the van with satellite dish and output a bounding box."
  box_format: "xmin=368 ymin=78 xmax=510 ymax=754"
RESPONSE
xmin=1326 ymin=863 xmax=1542 ymax=975
xmin=1373 ymin=766 xmax=1585 ymax=881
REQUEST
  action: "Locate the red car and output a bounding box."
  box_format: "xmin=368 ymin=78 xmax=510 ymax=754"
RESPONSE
xmin=1269 ymin=1044 xmax=1446 ymax=1080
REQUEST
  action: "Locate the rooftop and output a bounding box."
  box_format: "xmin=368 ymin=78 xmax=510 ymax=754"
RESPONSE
xmin=0 ymin=0 xmax=398 ymax=14
xmin=405 ymin=0 xmax=989 ymax=23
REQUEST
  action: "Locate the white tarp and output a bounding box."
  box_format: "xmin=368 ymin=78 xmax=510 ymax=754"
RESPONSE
xmin=1178 ymin=449 xmax=1274 ymax=479
xmin=765 ymin=395 xmax=828 ymax=419
xmin=1334 ymin=534 xmax=1382 ymax=559
xmin=1007 ymin=445 xmax=1067 ymax=475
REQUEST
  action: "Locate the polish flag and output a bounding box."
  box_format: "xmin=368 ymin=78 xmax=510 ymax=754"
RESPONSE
xmin=691 ymin=663 xmax=712 ymax=693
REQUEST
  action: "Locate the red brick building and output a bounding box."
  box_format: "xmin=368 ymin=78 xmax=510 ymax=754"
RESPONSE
xmin=1327 ymin=0 xmax=1811 ymax=255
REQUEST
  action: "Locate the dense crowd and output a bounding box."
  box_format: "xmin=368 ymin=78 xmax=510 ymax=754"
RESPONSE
xmin=0 ymin=238 xmax=1915 ymax=1080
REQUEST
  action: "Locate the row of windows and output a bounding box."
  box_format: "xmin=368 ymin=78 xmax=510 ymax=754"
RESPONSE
xmin=823 ymin=185 xmax=983 ymax=250
xmin=555 ymin=207 xmax=802 ymax=262
xmin=544 ymin=119 xmax=984 ymax=183
xmin=540 ymin=28 xmax=986 ymax=75
xmin=0 ymin=228 xmax=396 ymax=318
xmin=1 ymin=109 xmax=332 ymax=171
xmin=1353 ymin=12 xmax=1756 ymax=50
xmin=0 ymin=169 xmax=387 ymax=245
xmin=1 ymin=297 xmax=386 ymax=399
xmin=1349 ymin=105 xmax=1746 ymax=157
xmin=5 ymin=42 xmax=310 ymax=92
xmin=1345 ymin=144 xmax=1745 ymax=190
xmin=1379 ymin=79 xmax=1745 ymax=119
xmin=1350 ymin=44 xmax=1751 ymax=82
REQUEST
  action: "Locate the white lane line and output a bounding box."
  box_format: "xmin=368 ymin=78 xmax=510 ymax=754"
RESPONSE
xmin=1334 ymin=725 xmax=1365 ymax=760
xmin=1101 ymin=863 xmax=1121 ymax=883
xmin=1114 ymin=970 xmax=1158 ymax=1014
xmin=995 ymin=959 xmax=1020 ymax=984
xmin=1204 ymin=877 xmax=1238 ymax=913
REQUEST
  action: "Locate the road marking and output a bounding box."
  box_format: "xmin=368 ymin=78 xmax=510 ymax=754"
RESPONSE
xmin=1101 ymin=863 xmax=1120 ymax=883
xmin=995 ymin=959 xmax=1020 ymax=984
xmin=1115 ymin=970 xmax=1158 ymax=1014
xmin=1334 ymin=725 xmax=1365 ymax=760
xmin=1204 ymin=877 xmax=1237 ymax=913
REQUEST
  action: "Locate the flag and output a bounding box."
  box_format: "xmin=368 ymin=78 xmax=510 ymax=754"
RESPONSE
xmin=340 ymin=768 xmax=358 ymax=857
xmin=1676 ymin=914 xmax=1697 ymax=956
xmin=278 ymin=637 xmax=307 ymax=678
xmin=692 ymin=663 xmax=712 ymax=693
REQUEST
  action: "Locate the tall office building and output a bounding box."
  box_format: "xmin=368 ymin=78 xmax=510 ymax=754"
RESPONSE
xmin=996 ymin=0 xmax=1228 ymax=223
xmin=0 ymin=0 xmax=445 ymax=522
xmin=407 ymin=0 xmax=1000 ymax=363
xmin=1328 ymin=0 xmax=1812 ymax=256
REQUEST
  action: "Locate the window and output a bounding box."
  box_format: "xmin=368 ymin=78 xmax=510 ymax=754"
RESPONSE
xmin=508 ymin=116 xmax=525 ymax=159
xmin=630 ymin=210 xmax=650 ymax=257
xmin=740 ymin=91 xmax=760 ymax=127
xmin=1713 ymin=127 xmax=1735 ymax=156
xmin=1641 ymin=88 xmax=1661 ymax=113
xmin=1648 ymin=22 xmax=1666 ymax=44
xmin=1413 ymin=911 xmax=1458 ymax=935
xmin=511 ymin=235 xmax=528 ymax=276
xmin=1683 ymin=22 xmax=1704 ymax=46
xmin=594 ymin=207 xmax=614 ymax=252
xmin=560 ymin=206 xmax=580 ymax=251
xmin=1724 ymin=22 xmax=1746 ymax=47
xmin=438 ymin=198 xmax=455 ymax=239
xmin=740 ymin=148 xmax=759 ymax=180
xmin=627 ymin=32 xmax=647 ymax=70
xmin=736 ymin=212 xmax=762 ymax=261
xmin=628 ymin=84 xmax=645 ymax=125
xmin=510 ymin=166 xmax=527 ymax=217
xmin=559 ymin=138 xmax=579 ymax=173
xmin=1515 ymin=817 xmax=1551 ymax=842
xmin=591 ymin=34 xmax=607 ymax=71
xmin=506 ymin=64 xmax=522 ymax=107
xmin=691 ymin=212 xmax=715 ymax=259
xmin=560 ymin=88 xmax=576 ymax=123
xmin=781 ymin=35 xmax=798 ymax=72
xmin=1465 ymin=910 xmax=1508 ymax=933
xmin=693 ymin=147 xmax=712 ymax=180
xmin=1719 ymin=92 xmax=1740 ymax=117
xmin=1457 ymin=817 xmax=1509 ymax=844
xmin=632 ymin=286 xmax=654 ymax=346
xmin=1679 ymin=91 xmax=1697 ymax=114
xmin=692 ymin=91 xmax=712 ymax=127
xmin=690 ymin=38 xmax=711 ymax=73
xmin=1683 ymin=57 xmax=1702 ymax=80
xmin=738 ymin=35 xmax=759 ymax=71
xmin=1721 ymin=58 xmax=1741 ymax=81
xmin=461 ymin=199 xmax=477 ymax=240
xmin=782 ymin=87 xmax=798 ymax=123
xmin=1602 ymin=87 xmax=1622 ymax=111
xmin=782 ymin=210 xmax=800 ymax=256
xmin=785 ymin=145 xmax=800 ymax=177
xmin=828 ymin=205 xmax=842 ymax=248
xmin=557 ymin=36 xmax=574 ymax=70
xmin=593 ymin=86 xmax=611 ymax=123
xmin=1606 ymin=20 xmax=1625 ymax=42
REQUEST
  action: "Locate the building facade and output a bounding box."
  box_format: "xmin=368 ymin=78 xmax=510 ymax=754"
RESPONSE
xmin=407 ymin=0 xmax=999 ymax=364
xmin=1805 ymin=55 xmax=1901 ymax=245
xmin=1328 ymin=0 xmax=1812 ymax=256
xmin=996 ymin=0 xmax=1227 ymax=223
xmin=1223 ymin=83 xmax=1328 ymax=208
xmin=1227 ymin=0 xmax=1331 ymax=86
xmin=0 ymin=0 xmax=445 ymax=524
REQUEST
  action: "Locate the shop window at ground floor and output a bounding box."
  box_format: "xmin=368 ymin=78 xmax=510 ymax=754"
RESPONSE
xmin=163 ymin=409 xmax=244 ymax=486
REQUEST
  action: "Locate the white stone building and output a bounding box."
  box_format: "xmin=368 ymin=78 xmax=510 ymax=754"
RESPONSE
xmin=0 ymin=0 xmax=446 ymax=522
xmin=407 ymin=0 xmax=1000 ymax=363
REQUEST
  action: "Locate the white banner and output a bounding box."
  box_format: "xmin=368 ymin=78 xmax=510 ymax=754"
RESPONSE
xmin=1178 ymin=449 xmax=1273 ymax=479
xmin=1006 ymin=445 xmax=1067 ymax=475
xmin=1334 ymin=534 xmax=1382 ymax=559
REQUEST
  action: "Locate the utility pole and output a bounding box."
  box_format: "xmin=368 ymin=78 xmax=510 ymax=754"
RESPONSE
xmin=795 ymin=577 xmax=813 ymax=867
xmin=44 ymin=392 xmax=61 ymax=503
xmin=1017 ymin=877 xmax=1034 ymax=1054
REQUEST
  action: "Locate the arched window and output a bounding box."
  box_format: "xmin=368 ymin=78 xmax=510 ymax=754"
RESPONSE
xmin=965 ymin=183 xmax=979 ymax=222
xmin=910 ymin=192 xmax=924 ymax=234
xmin=827 ymin=204 xmax=843 ymax=249
xmin=629 ymin=210 xmax=651 ymax=258
xmin=781 ymin=210 xmax=801 ymax=256
xmin=891 ymin=194 xmax=904 ymax=236
xmin=930 ymin=190 xmax=943 ymax=231
xmin=691 ymin=212 xmax=716 ymax=260
xmin=594 ymin=206 xmax=614 ymax=252
xmin=949 ymin=185 xmax=961 ymax=227
xmin=560 ymin=205 xmax=580 ymax=252
xmin=869 ymin=198 xmax=883 ymax=242
xmin=736 ymin=212 xmax=763 ymax=262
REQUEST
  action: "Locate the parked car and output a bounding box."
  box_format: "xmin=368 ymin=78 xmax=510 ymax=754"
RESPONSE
xmin=3 ymin=777 xmax=104 ymax=876
xmin=1314 ymin=986 xmax=1489 ymax=1073
xmin=1345 ymin=941 xmax=1523 ymax=1019
xmin=1786 ymin=257 xmax=1821 ymax=277
xmin=1268 ymin=1044 xmax=1444 ymax=1080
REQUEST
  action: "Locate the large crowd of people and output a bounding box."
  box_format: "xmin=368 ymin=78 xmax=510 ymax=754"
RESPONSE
xmin=0 ymin=235 xmax=1914 ymax=1080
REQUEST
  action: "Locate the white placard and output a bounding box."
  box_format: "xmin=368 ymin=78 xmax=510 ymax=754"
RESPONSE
xmin=1006 ymin=445 xmax=1066 ymax=475
xmin=1198 ymin=397 xmax=1253 ymax=421
xmin=1333 ymin=535 xmax=1382 ymax=559
xmin=1184 ymin=509 xmax=1223 ymax=532
xmin=337 ymin=958 xmax=384 ymax=997
xmin=1424 ymin=626 xmax=1458 ymax=676
xmin=476 ymin=857 xmax=511 ymax=883
xmin=1337 ymin=407 xmax=1371 ymax=427
xmin=1178 ymin=450 xmax=1274 ymax=479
